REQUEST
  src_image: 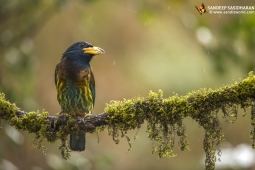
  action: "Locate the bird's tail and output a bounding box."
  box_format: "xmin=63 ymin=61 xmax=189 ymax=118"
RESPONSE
xmin=70 ymin=132 xmax=86 ymax=151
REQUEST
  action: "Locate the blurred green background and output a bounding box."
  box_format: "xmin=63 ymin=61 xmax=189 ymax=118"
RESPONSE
xmin=0 ymin=0 xmax=255 ymax=169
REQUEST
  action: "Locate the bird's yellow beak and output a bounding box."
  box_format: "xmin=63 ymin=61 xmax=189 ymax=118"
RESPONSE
xmin=83 ymin=46 xmax=105 ymax=55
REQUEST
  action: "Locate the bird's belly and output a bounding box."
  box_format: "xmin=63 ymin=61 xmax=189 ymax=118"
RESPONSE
xmin=57 ymin=81 xmax=93 ymax=116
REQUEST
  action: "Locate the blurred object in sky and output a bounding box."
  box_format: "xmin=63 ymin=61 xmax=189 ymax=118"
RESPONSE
xmin=1 ymin=30 xmax=13 ymax=46
xmin=46 ymin=153 xmax=64 ymax=169
xmin=200 ymin=142 xmax=255 ymax=169
xmin=181 ymin=12 xmax=197 ymax=29
xmin=67 ymin=152 xmax=92 ymax=170
xmin=196 ymin=26 xmax=218 ymax=48
xmin=4 ymin=124 xmax=24 ymax=145
xmin=31 ymin=166 xmax=43 ymax=170
xmin=20 ymin=38 xmax=35 ymax=55
xmin=0 ymin=159 xmax=18 ymax=170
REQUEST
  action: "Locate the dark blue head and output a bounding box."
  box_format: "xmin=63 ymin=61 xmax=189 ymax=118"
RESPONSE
xmin=62 ymin=41 xmax=105 ymax=63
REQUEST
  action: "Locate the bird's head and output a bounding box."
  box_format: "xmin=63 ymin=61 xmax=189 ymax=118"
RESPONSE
xmin=62 ymin=41 xmax=105 ymax=62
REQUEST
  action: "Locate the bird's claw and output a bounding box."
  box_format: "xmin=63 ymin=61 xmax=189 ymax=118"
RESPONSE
xmin=53 ymin=111 xmax=63 ymax=128
xmin=80 ymin=113 xmax=92 ymax=123
xmin=54 ymin=111 xmax=70 ymax=127
xmin=85 ymin=113 xmax=92 ymax=118
xmin=56 ymin=110 xmax=63 ymax=117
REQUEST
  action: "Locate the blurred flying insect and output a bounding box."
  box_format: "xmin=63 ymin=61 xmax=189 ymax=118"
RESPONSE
xmin=195 ymin=3 xmax=206 ymax=15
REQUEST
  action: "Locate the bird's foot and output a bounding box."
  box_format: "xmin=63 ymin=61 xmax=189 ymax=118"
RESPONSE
xmin=54 ymin=111 xmax=70 ymax=127
xmin=80 ymin=113 xmax=92 ymax=123
xmin=53 ymin=111 xmax=63 ymax=128
xmin=56 ymin=110 xmax=63 ymax=117
xmin=85 ymin=113 xmax=92 ymax=119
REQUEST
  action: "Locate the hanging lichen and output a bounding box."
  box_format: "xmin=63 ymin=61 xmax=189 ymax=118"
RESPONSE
xmin=104 ymin=71 xmax=255 ymax=169
xmin=1 ymin=72 xmax=255 ymax=170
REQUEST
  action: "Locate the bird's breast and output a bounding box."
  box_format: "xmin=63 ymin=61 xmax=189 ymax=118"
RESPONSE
xmin=56 ymin=63 xmax=94 ymax=116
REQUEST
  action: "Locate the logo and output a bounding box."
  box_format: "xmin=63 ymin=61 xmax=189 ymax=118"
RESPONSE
xmin=195 ymin=3 xmax=207 ymax=15
xmin=195 ymin=3 xmax=255 ymax=15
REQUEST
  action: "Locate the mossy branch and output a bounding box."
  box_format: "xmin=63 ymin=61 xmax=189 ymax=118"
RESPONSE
xmin=1 ymin=72 xmax=255 ymax=170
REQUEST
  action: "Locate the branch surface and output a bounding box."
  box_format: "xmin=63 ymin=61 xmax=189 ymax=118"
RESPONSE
xmin=1 ymin=72 xmax=255 ymax=170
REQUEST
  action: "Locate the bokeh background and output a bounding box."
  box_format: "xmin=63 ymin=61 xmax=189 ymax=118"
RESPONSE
xmin=0 ymin=0 xmax=255 ymax=170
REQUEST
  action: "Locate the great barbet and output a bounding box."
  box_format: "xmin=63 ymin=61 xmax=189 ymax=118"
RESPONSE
xmin=55 ymin=41 xmax=105 ymax=151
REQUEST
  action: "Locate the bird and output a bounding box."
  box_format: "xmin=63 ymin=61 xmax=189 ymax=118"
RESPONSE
xmin=55 ymin=41 xmax=105 ymax=151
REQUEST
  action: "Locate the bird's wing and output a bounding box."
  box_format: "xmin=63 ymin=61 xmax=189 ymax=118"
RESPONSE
xmin=55 ymin=62 xmax=64 ymax=88
xmin=54 ymin=59 xmax=68 ymax=90
xmin=89 ymin=70 xmax=96 ymax=106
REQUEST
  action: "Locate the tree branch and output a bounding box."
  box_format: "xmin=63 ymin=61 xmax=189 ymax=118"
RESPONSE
xmin=1 ymin=72 xmax=255 ymax=170
xmin=15 ymin=110 xmax=109 ymax=132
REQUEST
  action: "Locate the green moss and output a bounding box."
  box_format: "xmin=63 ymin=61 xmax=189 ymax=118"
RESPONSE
xmin=104 ymin=90 xmax=189 ymax=158
xmin=1 ymin=72 xmax=255 ymax=169
xmin=104 ymin=72 xmax=255 ymax=170
xmin=0 ymin=93 xmax=19 ymax=120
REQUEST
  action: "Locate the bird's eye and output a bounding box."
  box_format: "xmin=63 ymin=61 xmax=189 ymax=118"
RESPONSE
xmin=79 ymin=43 xmax=85 ymax=47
